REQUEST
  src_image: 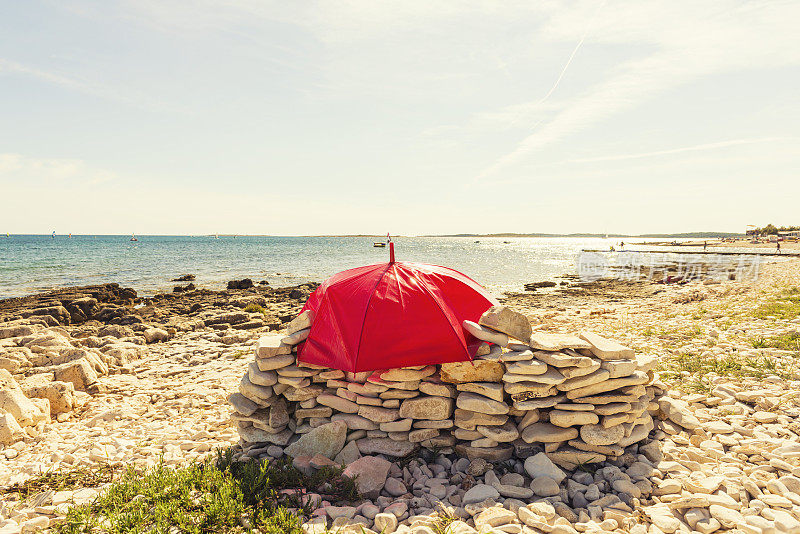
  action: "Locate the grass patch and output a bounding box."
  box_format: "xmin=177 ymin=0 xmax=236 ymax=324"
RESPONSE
xmin=751 ymin=332 xmax=800 ymax=352
xmin=752 ymin=287 xmax=800 ymax=320
xmin=2 ymin=464 xmax=119 ymax=500
xmin=429 ymin=504 xmax=458 ymax=534
xmin=244 ymin=303 xmax=268 ymax=316
xmin=660 ymin=351 xmax=790 ymax=386
xmin=50 ymin=449 xmax=359 ymax=534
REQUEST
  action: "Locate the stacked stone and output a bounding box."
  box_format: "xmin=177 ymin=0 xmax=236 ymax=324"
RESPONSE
xmin=229 ymin=306 xmax=662 ymax=469
xmin=457 ymin=307 xmax=661 ymax=468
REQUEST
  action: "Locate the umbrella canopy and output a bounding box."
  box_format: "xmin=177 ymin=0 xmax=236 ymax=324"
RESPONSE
xmin=297 ymin=243 xmax=497 ymax=372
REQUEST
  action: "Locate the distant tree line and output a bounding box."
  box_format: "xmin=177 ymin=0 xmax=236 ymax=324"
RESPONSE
xmin=749 ymin=224 xmax=800 ymax=235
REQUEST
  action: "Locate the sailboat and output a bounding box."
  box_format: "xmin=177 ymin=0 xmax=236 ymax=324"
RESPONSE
xmin=130 ymin=233 xmax=138 ymax=242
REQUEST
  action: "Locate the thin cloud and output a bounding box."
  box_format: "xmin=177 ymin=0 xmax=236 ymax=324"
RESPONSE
xmin=0 ymin=153 xmax=118 ymax=186
xmin=567 ymin=137 xmax=800 ymax=164
xmin=477 ymin=1 xmax=800 ymax=182
xmin=0 ymin=59 xmax=187 ymax=113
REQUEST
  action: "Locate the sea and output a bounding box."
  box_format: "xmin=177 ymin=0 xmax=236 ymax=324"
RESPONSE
xmin=0 ymin=234 xmax=781 ymax=299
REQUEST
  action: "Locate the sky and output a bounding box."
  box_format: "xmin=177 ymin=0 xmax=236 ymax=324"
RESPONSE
xmin=1 ymin=0 xmax=798 ymax=236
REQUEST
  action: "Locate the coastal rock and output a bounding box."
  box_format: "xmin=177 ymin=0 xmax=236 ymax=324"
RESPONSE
xmin=52 ymin=358 xmax=98 ymax=391
xmin=0 ymin=412 xmax=24 ymax=445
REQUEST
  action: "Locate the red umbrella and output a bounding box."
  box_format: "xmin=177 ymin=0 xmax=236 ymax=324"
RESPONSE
xmin=297 ymin=242 xmax=498 ymax=372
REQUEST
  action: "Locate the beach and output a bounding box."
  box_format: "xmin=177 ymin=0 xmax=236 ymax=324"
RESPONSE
xmin=1 ymin=257 xmax=799 ymax=532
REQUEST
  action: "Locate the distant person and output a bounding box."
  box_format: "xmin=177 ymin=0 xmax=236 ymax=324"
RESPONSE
xmin=610 ymin=245 xmax=616 ymax=252
xmin=777 ymin=241 xmax=781 ymax=254
xmin=619 ymin=241 xmax=625 ymax=249
xmin=703 ymin=241 xmax=707 ymax=251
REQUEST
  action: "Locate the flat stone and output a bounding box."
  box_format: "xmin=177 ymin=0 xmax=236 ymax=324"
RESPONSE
xmin=256 ymin=353 xmax=295 ymax=371
xmin=456 ymin=382 xmax=504 ymax=402
xmin=380 ymin=419 xmax=412 ymax=432
xmin=504 ymin=359 xmax=549 ymax=376
xmin=546 ymin=448 xmax=606 ymax=470
xmin=524 ymin=452 xmax=566 ymax=483
xmin=284 ymin=421 xmax=347 ymax=459
xmin=521 ymin=423 xmax=579 ymax=443
xmin=356 ymin=438 xmax=417 ymax=457
xmin=531 ymin=476 xmax=560 ymax=497
xmin=456 ymin=392 xmax=509 ymax=415
xmin=379 ymin=366 xmax=436 ymax=382
xmin=462 ymin=483 xmax=500 ymax=505
xmin=282 ymin=328 xmax=310 ymax=345
xmin=595 ymin=402 xmax=631 ymax=415
xmin=549 ymin=410 xmax=599 ymax=427
xmin=286 ymin=310 xmax=314 ymax=334
xmin=419 ymin=381 xmax=456 ymax=397
xmin=528 ymin=333 xmax=592 ymax=352
xmin=331 ymin=413 xmax=378 ymax=431
xmin=479 ymin=305 xmax=532 ymax=342
xmin=454 ymin=409 xmax=508 ymax=429
xmin=255 ymin=334 xmax=292 ymax=358
xmin=565 ymin=371 xmax=650 ymax=399
xmin=228 ymin=392 xmax=259 ymax=417
xmin=500 ymin=349 xmax=535 ymax=361
xmin=333 ymin=440 xmax=361 ymax=465
xmin=441 ymin=360 xmax=504 ymax=383
xmin=409 ymin=428 xmax=439 ymax=442
xmin=514 ymin=396 xmax=564 ymax=411
xmin=476 ymin=422 xmax=519 ymax=443
xmin=398 ymin=396 xmax=454 ymax=420
xmin=557 ymin=369 xmax=610 ymax=392
xmin=318 ymin=393 xmax=359 ymax=413
xmin=600 ymin=359 xmax=638 ymax=379
xmin=579 ymin=331 xmax=634 ymax=361
xmin=580 ymin=423 xmax=625 ymax=446
xmin=475 ymin=507 xmax=517 ymax=529
xmin=455 ymin=444 xmax=514 ymax=462
xmin=357 ymin=406 xmax=399 ymax=423
xmin=463 ymin=320 xmax=509 ymax=346
xmin=343 ymin=456 xmax=391 ymax=499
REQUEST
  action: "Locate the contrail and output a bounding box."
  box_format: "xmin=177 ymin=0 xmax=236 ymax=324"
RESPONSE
xmin=509 ymin=1 xmax=605 ymax=131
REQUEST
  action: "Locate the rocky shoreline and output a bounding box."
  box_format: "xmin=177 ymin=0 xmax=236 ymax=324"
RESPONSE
xmin=0 ymin=260 xmax=799 ymax=533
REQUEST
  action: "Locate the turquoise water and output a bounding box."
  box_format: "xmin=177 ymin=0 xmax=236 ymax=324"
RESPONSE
xmin=0 ymin=235 xmax=622 ymax=298
xmin=0 ymin=234 xmax=777 ymax=299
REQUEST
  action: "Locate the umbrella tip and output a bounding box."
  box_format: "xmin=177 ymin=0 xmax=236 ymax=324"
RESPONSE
xmin=389 ymin=241 xmax=395 ymax=263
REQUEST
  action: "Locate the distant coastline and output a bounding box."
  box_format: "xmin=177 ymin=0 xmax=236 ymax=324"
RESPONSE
xmin=5 ymin=232 xmax=743 ymax=238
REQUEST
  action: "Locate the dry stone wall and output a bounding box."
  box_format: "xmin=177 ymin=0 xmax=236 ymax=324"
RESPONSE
xmin=229 ymin=306 xmax=664 ymax=469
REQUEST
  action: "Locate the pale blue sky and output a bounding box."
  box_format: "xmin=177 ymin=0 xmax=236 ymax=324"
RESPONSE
xmin=1 ymin=1 xmax=798 ymax=235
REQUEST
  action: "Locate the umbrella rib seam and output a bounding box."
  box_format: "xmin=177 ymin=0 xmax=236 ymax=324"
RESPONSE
xmin=415 ymin=272 xmax=471 ymax=360
xmin=353 ymin=262 xmax=392 ymax=371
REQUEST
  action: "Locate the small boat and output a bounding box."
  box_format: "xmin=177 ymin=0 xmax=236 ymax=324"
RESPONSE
xmin=130 ymin=233 xmax=138 ymax=242
xmin=373 ymin=242 xmax=386 ymax=247
xmin=51 ymin=231 xmax=56 ymax=239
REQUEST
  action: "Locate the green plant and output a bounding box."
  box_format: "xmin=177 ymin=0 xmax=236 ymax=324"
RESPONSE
xmin=752 ymin=287 xmax=800 ymax=320
xmin=51 ymin=449 xmax=360 ymax=534
xmin=244 ymin=303 xmax=268 ymax=316
xmin=2 ymin=464 xmax=119 ymax=500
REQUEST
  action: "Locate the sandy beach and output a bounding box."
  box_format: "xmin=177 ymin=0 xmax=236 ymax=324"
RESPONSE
xmin=1 ymin=258 xmax=799 ymax=532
